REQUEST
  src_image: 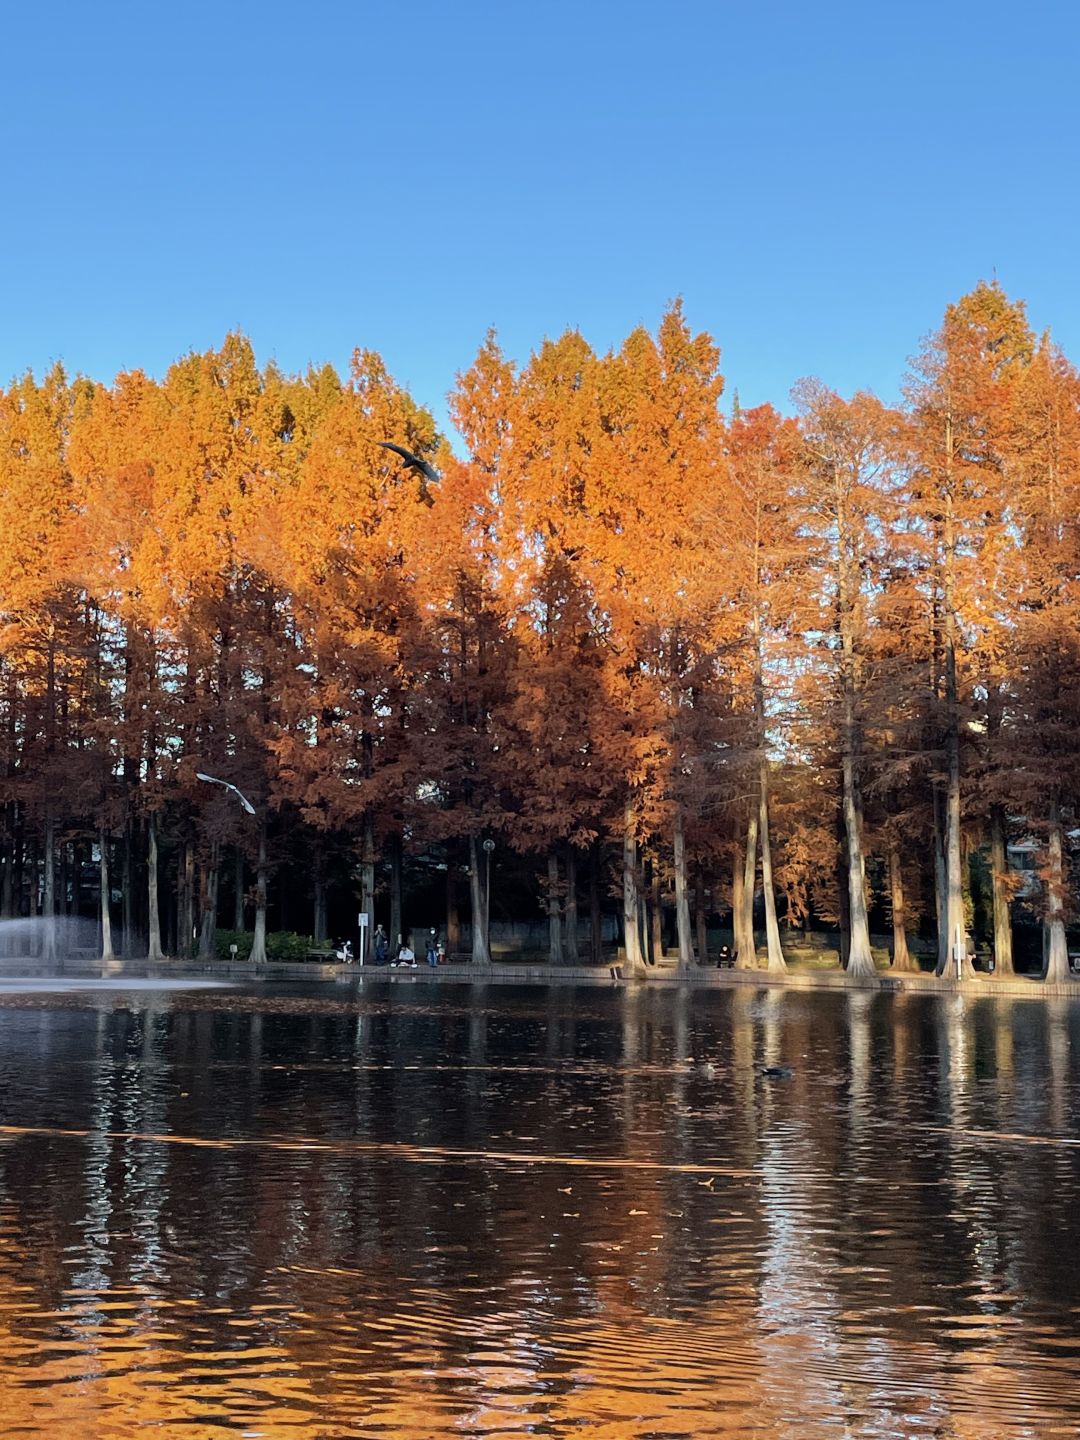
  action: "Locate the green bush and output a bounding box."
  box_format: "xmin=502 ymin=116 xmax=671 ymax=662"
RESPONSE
xmin=214 ymin=929 xmax=253 ymax=961
xmin=213 ymin=930 xmax=315 ymax=962
xmin=265 ymin=931 xmax=316 ymax=962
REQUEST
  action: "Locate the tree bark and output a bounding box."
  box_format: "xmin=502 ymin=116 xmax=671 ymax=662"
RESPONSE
xmin=547 ymin=849 xmax=564 ymax=964
xmin=100 ymin=830 xmax=115 ymax=962
xmin=389 ymin=831 xmax=403 ymax=955
xmin=446 ymin=859 xmax=461 ymax=958
xmin=990 ymin=806 xmax=1014 ymax=976
xmin=694 ymin=868 xmax=709 ymax=966
xmin=122 ymin=823 xmax=135 ymax=957
xmin=888 ymin=845 xmax=915 ymax=971
xmin=249 ymin=824 xmax=269 ymax=965
xmin=649 ymin=862 xmax=663 ymax=964
xmin=732 ymin=839 xmax=746 ymax=962
xmin=1043 ymin=820 xmax=1071 ymax=983
xmin=179 ymin=839 xmax=195 ymax=959
xmin=735 ymin=809 xmax=759 ymax=969
xmin=564 ymin=845 xmax=579 ymax=963
xmin=312 ymin=850 xmax=327 ymax=945
xmin=758 ymin=760 xmax=786 ymax=972
xmin=359 ymin=814 xmax=375 ymax=964
xmin=42 ymin=814 xmax=57 ymax=964
xmin=198 ymin=842 xmax=220 ymax=959
xmin=622 ymin=800 xmax=646 ymax=974
xmin=147 ymin=814 xmax=165 ymax=962
xmin=673 ymin=809 xmax=694 ymax=969
xmin=589 ymin=839 xmax=603 ymax=964
xmin=469 ymin=833 xmax=490 ymax=964
xmin=233 ymin=846 xmax=245 ymax=932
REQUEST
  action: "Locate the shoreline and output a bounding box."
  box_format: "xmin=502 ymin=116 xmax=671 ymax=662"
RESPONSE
xmin=0 ymin=955 xmax=1077 ymax=1000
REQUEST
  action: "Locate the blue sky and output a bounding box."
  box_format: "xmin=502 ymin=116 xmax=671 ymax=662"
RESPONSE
xmin=2 ymin=1 xmax=1077 ymax=441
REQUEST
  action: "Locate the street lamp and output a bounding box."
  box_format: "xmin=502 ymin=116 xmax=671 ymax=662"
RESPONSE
xmin=195 ymin=772 xmax=256 ymax=815
xmin=482 ymin=837 xmax=495 ymax=958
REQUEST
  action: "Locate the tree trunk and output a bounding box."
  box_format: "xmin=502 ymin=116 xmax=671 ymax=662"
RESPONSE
xmin=735 ymin=809 xmax=759 ymax=969
xmin=249 ymin=825 xmax=269 ymax=965
xmin=233 ymin=846 xmax=246 ymax=931
xmin=759 ymin=760 xmax=786 ymax=972
xmin=564 ymin=846 xmax=579 ymax=963
xmin=359 ymin=814 xmax=375 ymax=964
xmin=180 ymin=840 xmax=196 ymax=958
xmin=649 ymin=863 xmax=663 ymax=965
xmin=990 ymin=806 xmax=1014 ymax=976
xmin=468 ymin=833 xmax=491 ymax=964
xmin=622 ymin=800 xmax=645 ymax=974
xmin=694 ymin=869 xmax=709 ymax=966
xmin=840 ymin=716 xmax=875 ymax=978
xmin=122 ymin=823 xmax=135 ymax=957
xmin=312 ymin=851 xmax=327 ymax=945
xmin=1043 ymin=820 xmax=1071 ymax=983
xmin=932 ymin=791 xmax=948 ymax=975
xmin=732 ymin=839 xmax=745 ymax=961
xmin=100 ymin=830 xmax=115 ymax=962
xmin=888 ymin=845 xmax=915 ymax=972
xmin=673 ymin=809 xmax=694 ymax=969
xmin=42 ymin=814 xmax=57 ymax=964
xmin=147 ymin=814 xmax=165 ymax=962
xmin=547 ymin=850 xmax=564 ymax=964
xmin=197 ymin=842 xmax=220 ymax=959
xmin=943 ymin=639 xmax=969 ymax=977
xmin=446 ymin=860 xmax=461 ymax=958
xmin=589 ymin=840 xmax=603 ymax=964
xmin=389 ymin=831 xmax=403 ymax=955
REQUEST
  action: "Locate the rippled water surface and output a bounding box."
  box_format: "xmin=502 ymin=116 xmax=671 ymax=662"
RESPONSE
xmin=0 ymin=978 xmax=1077 ymax=1438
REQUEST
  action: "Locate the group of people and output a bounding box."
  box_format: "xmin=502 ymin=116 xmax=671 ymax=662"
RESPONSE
xmin=371 ymin=924 xmax=444 ymax=968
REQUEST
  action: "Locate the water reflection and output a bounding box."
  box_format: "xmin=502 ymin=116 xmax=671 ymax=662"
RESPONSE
xmin=0 ymin=982 xmax=1077 ymax=1436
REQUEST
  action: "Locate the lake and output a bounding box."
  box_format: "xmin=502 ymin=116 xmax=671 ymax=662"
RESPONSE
xmin=0 ymin=977 xmax=1077 ymax=1437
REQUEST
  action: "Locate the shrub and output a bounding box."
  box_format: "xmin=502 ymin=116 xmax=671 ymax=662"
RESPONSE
xmin=214 ymin=929 xmax=253 ymax=961
xmin=265 ymin=931 xmax=316 ymax=962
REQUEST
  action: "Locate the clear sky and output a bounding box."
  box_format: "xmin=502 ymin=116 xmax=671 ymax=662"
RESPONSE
xmin=2 ymin=0 xmax=1077 ymax=440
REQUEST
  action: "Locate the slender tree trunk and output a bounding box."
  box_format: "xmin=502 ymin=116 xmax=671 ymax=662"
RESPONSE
xmin=589 ymin=839 xmax=603 ymax=964
xmin=547 ymin=849 xmax=564 ymax=964
xmin=250 ymin=825 xmax=269 ymax=965
xmin=889 ymin=846 xmax=915 ymax=972
xmin=758 ymin=760 xmax=786 ymax=972
xmin=990 ymin=806 xmax=1014 ymax=976
xmin=840 ymin=710 xmax=875 ymax=978
xmin=694 ymin=869 xmax=709 ymax=966
xmin=943 ymin=615 xmax=969 ymax=976
xmin=42 ymin=814 xmax=57 ymax=963
xmin=180 ymin=840 xmax=195 ymax=958
xmin=732 ymin=839 xmax=746 ymax=961
xmin=932 ymin=790 xmax=948 ymax=975
xmin=1043 ymin=819 xmax=1071 ymax=983
xmin=233 ymin=846 xmax=245 ymax=931
xmin=735 ymin=809 xmax=759 ymax=969
xmin=468 ymin=834 xmax=491 ymax=964
xmin=673 ymin=809 xmax=694 ymax=969
xmin=389 ymin=831 xmax=403 ymax=953
xmin=649 ymin=863 xmax=663 ymax=964
xmin=359 ymin=814 xmax=375 ymax=964
xmin=622 ymin=800 xmax=645 ymax=974
xmin=100 ymin=830 xmax=115 ymax=962
xmin=312 ymin=851 xmax=327 ymax=945
xmin=147 ymin=814 xmax=165 ymax=962
xmin=122 ymin=823 xmax=135 ymax=957
xmin=198 ymin=842 xmax=220 ymax=959
xmin=446 ymin=860 xmax=461 ymax=958
xmin=564 ymin=846 xmax=579 ymax=963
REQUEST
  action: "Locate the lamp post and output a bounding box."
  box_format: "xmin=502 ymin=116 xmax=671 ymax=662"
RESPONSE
xmin=482 ymin=837 xmax=495 ymax=960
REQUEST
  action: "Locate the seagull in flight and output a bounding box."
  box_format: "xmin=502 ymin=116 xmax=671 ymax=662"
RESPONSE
xmin=195 ymin=773 xmax=257 ymax=815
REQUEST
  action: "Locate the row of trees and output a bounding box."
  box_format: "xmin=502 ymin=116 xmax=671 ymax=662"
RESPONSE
xmin=1 ymin=283 xmax=1078 ymax=978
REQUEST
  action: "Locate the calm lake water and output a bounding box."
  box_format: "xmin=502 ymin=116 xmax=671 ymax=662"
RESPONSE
xmin=0 ymin=978 xmax=1077 ymax=1438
